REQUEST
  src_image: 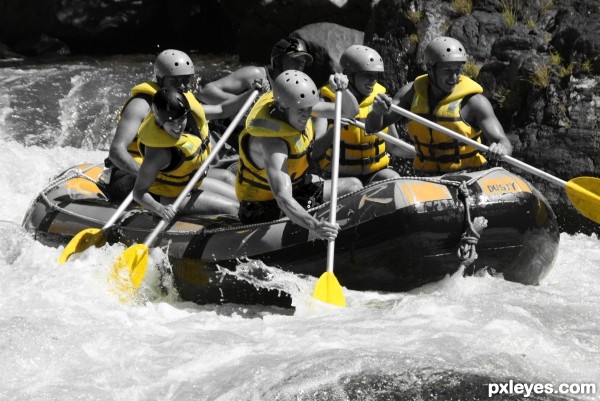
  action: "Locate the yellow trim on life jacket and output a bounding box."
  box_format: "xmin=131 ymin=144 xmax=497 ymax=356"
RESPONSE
xmin=320 ymin=82 xmax=390 ymax=175
xmin=137 ymin=112 xmax=211 ymax=198
xmin=119 ymin=82 xmax=209 ymax=165
xmin=236 ymin=92 xmax=314 ymax=202
xmin=408 ymin=74 xmax=487 ymax=173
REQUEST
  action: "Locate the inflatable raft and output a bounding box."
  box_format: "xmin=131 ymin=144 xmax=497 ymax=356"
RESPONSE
xmin=22 ymin=163 xmax=560 ymax=306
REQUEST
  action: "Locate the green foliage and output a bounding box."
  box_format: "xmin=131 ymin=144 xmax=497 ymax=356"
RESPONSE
xmin=549 ymin=51 xmax=562 ymax=66
xmin=409 ymin=34 xmax=420 ymax=45
xmin=541 ymin=0 xmax=555 ymax=12
xmin=500 ymin=0 xmax=519 ymax=27
xmin=560 ymin=63 xmax=574 ymax=78
xmin=529 ymin=65 xmax=551 ymax=88
xmin=581 ymin=58 xmax=593 ymax=74
xmin=452 ymin=0 xmax=472 ymax=15
xmin=463 ymin=59 xmax=480 ymax=80
xmin=406 ymin=9 xmax=423 ymax=24
xmin=496 ymin=86 xmax=524 ymax=111
xmin=525 ymin=18 xmax=536 ymax=29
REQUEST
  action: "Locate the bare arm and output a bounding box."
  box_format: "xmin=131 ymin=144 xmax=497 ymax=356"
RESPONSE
xmin=203 ymin=80 xmax=264 ymax=121
xmin=108 ymin=96 xmax=151 ymax=174
xmin=197 ymin=66 xmax=267 ymax=105
xmin=133 ymin=147 xmax=176 ymax=222
xmin=312 ymin=73 xmax=359 ymax=119
xmin=252 ymin=136 xmax=338 ymax=240
xmin=464 ymin=94 xmax=513 ymax=160
xmin=310 ymin=116 xmax=333 ymax=162
xmin=365 ymin=82 xmax=414 ymax=134
xmin=383 ymin=123 xmax=417 ymax=158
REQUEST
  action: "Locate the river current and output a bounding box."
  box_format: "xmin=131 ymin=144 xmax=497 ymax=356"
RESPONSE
xmin=0 ymin=55 xmax=598 ymax=401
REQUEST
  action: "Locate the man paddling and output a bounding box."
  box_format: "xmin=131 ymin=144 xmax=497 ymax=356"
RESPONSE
xmin=319 ymin=45 xmax=415 ymax=184
xmin=366 ymin=36 xmax=512 ymax=175
xmin=133 ymin=88 xmax=239 ymax=220
xmin=236 ymin=70 xmax=362 ymax=240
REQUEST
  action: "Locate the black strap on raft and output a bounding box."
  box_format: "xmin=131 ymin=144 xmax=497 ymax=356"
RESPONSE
xmin=456 ymin=181 xmax=488 ymax=273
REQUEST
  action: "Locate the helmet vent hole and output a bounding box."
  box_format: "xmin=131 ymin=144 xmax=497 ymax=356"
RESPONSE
xmin=175 ymin=62 xmax=179 ymax=66
xmin=300 ymin=94 xmax=305 ymax=99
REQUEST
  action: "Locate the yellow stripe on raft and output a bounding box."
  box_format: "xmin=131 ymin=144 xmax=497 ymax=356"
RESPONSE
xmin=400 ymin=181 xmax=453 ymax=205
xmin=479 ymin=175 xmax=532 ymax=195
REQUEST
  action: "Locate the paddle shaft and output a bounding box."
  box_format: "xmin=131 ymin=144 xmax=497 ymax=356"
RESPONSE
xmin=142 ymin=89 xmax=260 ymax=247
xmin=389 ymin=104 xmax=569 ymax=188
xmin=326 ymin=91 xmax=343 ymax=274
xmin=102 ymin=192 xmax=134 ymax=229
xmin=345 ymin=118 xmax=416 ymax=154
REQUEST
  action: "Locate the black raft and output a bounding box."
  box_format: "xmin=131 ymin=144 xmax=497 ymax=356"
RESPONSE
xmin=23 ymin=163 xmax=560 ymax=307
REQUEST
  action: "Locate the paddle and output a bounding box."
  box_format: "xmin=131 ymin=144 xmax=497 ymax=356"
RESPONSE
xmin=58 ymin=192 xmax=134 ymax=263
xmin=341 ymin=117 xmax=416 ymax=155
xmin=111 ymin=89 xmax=261 ymax=293
xmin=389 ymin=103 xmax=600 ymax=224
xmin=313 ymin=90 xmax=346 ymax=307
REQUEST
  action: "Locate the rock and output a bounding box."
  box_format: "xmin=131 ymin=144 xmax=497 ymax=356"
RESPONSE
xmin=220 ymin=0 xmax=372 ymax=63
xmin=292 ymin=22 xmax=364 ymax=87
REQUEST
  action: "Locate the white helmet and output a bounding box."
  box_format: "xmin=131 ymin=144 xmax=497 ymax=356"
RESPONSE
xmin=424 ymin=36 xmax=467 ymax=67
xmin=154 ymin=49 xmax=195 ymax=78
xmin=340 ymin=45 xmax=384 ymax=74
xmin=273 ymin=70 xmax=319 ymax=109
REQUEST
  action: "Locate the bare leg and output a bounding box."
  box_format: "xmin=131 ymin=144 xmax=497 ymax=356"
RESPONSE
xmin=164 ymin=190 xmax=239 ymax=216
xmin=368 ymin=168 xmax=401 ymax=183
xmin=206 ymin=168 xmax=235 ymax=186
xmin=323 ymin=177 xmax=363 ymax=202
xmin=199 ymin=176 xmax=236 ymax=200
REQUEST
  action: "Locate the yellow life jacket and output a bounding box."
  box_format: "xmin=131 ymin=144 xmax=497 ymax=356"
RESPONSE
xmin=408 ymin=74 xmax=487 ymax=173
xmin=137 ymin=112 xmax=211 ymax=198
xmin=319 ymin=83 xmax=390 ymax=175
xmin=236 ymin=92 xmax=315 ymax=202
xmin=119 ymin=82 xmax=209 ymax=165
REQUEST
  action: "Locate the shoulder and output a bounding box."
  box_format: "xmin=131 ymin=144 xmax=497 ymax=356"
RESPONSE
xmin=226 ymin=65 xmax=266 ymax=82
xmin=463 ymin=93 xmax=494 ymax=114
xmin=121 ymin=95 xmax=151 ymax=118
xmin=462 ymin=93 xmax=497 ymax=123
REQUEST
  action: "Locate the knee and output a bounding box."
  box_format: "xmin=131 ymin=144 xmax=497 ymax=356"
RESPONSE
xmin=375 ymin=169 xmax=401 ymax=181
xmin=345 ymin=177 xmax=363 ymax=194
xmin=224 ymin=200 xmax=240 ymax=216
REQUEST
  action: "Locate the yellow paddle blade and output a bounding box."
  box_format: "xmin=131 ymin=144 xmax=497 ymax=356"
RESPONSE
xmin=57 ymin=228 xmax=106 ymax=264
xmin=313 ymin=271 xmax=346 ymax=307
xmin=565 ymin=177 xmax=600 ymax=224
xmin=110 ymin=244 xmax=149 ymax=300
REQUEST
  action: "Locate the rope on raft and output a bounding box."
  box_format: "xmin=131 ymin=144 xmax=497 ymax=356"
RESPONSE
xmin=456 ymin=180 xmax=488 ymax=271
xmin=34 ymin=164 xmax=501 ymax=242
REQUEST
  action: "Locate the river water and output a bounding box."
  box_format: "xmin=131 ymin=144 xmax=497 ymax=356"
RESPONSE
xmin=0 ymin=55 xmax=598 ymax=401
